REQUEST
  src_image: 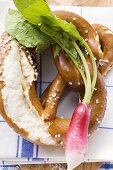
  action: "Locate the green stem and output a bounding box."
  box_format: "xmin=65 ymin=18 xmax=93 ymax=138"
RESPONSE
xmin=83 ymin=41 xmax=97 ymax=94
xmin=59 ymin=46 xmax=87 ymax=88
xmin=73 ymin=42 xmax=92 ymax=103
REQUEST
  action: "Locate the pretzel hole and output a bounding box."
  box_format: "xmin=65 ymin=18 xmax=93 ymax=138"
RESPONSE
xmin=57 ymin=87 xmax=79 ymax=118
xmin=99 ymin=39 xmax=104 ymax=52
xmin=40 ymin=82 xmax=79 ymax=119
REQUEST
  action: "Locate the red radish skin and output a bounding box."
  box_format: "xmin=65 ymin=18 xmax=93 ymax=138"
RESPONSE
xmin=65 ymin=102 xmax=91 ymax=170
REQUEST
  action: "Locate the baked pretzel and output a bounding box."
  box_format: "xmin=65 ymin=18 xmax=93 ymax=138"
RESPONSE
xmin=0 ymin=11 xmax=110 ymax=146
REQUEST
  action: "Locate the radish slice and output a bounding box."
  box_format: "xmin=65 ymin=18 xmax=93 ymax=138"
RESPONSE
xmin=65 ymin=102 xmax=91 ymax=170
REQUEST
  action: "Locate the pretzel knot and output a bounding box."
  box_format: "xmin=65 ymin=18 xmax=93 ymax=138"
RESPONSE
xmin=0 ymin=11 xmax=113 ymax=146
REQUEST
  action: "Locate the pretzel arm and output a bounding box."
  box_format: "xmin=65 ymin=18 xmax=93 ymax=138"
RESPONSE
xmin=93 ymin=24 xmax=113 ymax=76
xmin=42 ymin=74 xmax=66 ymax=120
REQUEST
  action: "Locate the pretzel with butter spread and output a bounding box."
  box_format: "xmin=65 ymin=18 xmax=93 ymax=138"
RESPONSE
xmin=0 ymin=11 xmax=112 ymax=146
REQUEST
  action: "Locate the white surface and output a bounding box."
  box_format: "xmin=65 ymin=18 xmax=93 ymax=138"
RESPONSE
xmin=82 ymin=7 xmax=113 ymax=31
xmin=0 ymin=0 xmax=113 ymax=163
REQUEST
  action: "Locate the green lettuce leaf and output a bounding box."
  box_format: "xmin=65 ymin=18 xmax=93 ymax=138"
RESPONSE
xmin=14 ymin=0 xmax=54 ymax=25
xmin=14 ymin=0 xmax=83 ymax=42
xmin=5 ymin=9 xmax=53 ymax=53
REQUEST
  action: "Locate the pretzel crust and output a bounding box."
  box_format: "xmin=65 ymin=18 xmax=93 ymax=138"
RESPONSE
xmin=92 ymin=24 xmax=113 ymax=76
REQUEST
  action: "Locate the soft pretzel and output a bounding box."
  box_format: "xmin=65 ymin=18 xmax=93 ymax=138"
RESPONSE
xmin=0 ymin=11 xmax=109 ymax=146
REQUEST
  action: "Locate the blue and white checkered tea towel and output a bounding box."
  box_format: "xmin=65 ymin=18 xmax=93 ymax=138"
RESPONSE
xmin=1 ymin=0 xmax=113 ymax=169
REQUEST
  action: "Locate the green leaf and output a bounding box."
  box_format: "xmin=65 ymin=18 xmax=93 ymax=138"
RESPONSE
xmin=14 ymin=0 xmax=53 ymax=25
xmin=5 ymin=9 xmax=53 ymax=53
xmin=13 ymin=0 xmax=83 ymax=41
xmin=13 ymin=0 xmax=42 ymax=13
xmin=53 ymin=45 xmax=61 ymax=58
